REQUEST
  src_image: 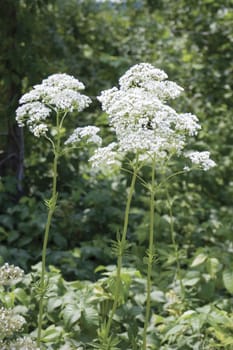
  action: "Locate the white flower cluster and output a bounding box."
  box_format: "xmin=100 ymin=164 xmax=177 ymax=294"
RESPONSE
xmin=16 ymin=73 xmax=91 ymax=137
xmin=185 ymin=151 xmax=216 ymax=171
xmin=90 ymin=62 xmax=215 ymax=172
xmin=0 ymin=308 xmax=25 ymax=338
xmin=90 ymin=142 xmax=122 ymax=172
xmin=0 ymin=263 xmax=24 ymax=286
xmin=65 ymin=126 xmax=102 ymax=146
xmin=0 ymin=337 xmax=39 ymax=350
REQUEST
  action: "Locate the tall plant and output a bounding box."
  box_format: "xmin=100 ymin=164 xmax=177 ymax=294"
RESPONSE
xmin=15 ymin=64 xmax=216 ymax=349
xmin=15 ymin=73 xmax=101 ymax=347
xmin=91 ymin=63 xmax=216 ymax=348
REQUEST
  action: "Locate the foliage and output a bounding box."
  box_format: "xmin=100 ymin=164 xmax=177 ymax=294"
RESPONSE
xmin=1 ymin=262 xmax=233 ymax=349
xmin=0 ymin=0 xmax=233 ymax=349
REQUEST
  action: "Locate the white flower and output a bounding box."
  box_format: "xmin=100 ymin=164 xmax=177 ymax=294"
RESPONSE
xmin=42 ymin=73 xmax=85 ymax=91
xmin=98 ymin=65 xmax=185 ymax=148
xmin=20 ymin=85 xmax=91 ymax=112
xmin=65 ymin=126 xmax=102 ymax=146
xmin=98 ymin=87 xmax=165 ymax=128
xmin=185 ymin=151 xmax=216 ymax=170
xmin=30 ymin=123 xmax=48 ymax=137
xmin=44 ymin=88 xmax=91 ymax=112
xmin=0 ymin=263 xmax=24 ymax=286
xmin=119 ymin=63 xmax=168 ymax=90
xmin=98 ymin=62 xmax=215 ymax=172
xmin=16 ymin=102 xmax=51 ymax=137
xmin=19 ymin=88 xmax=43 ymax=104
xmin=175 ymin=113 xmax=201 ymax=136
xmin=16 ymin=102 xmax=51 ymax=126
xmin=143 ymin=80 xmax=184 ymax=100
xmin=16 ymin=73 xmax=91 ymax=138
xmin=5 ymin=337 xmax=39 ymax=350
xmin=89 ymin=142 xmax=122 ymax=173
xmin=0 ymin=307 xmax=25 ymax=337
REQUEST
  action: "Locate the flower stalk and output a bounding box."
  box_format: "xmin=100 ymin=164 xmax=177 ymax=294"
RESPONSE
xmin=101 ymin=155 xmax=139 ymax=348
xmin=37 ymin=113 xmax=61 ymax=347
xmin=15 ymin=73 xmax=93 ymax=348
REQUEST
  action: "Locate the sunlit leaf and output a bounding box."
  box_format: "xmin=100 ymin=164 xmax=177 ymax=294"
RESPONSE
xmin=223 ymin=269 xmax=233 ymax=294
xmin=191 ymin=253 xmax=207 ymax=267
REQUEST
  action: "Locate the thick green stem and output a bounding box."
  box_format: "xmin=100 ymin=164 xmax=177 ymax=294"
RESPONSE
xmin=143 ymin=156 xmax=156 ymax=350
xmin=102 ymin=155 xmax=139 ymax=347
xmin=37 ymin=115 xmax=61 ymax=347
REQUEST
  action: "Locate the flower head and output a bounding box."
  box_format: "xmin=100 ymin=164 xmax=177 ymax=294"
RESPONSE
xmin=16 ymin=102 xmax=50 ymax=137
xmin=0 ymin=263 xmax=24 ymax=286
xmin=95 ymin=62 xmax=215 ymax=172
xmin=65 ymin=126 xmax=102 ymax=146
xmin=16 ymin=73 xmax=91 ymax=138
xmin=185 ymin=151 xmax=216 ymax=171
xmin=119 ymin=63 xmax=168 ymax=90
xmin=89 ymin=142 xmax=122 ymax=173
xmin=2 ymin=337 xmax=39 ymax=350
xmin=42 ymin=73 xmax=85 ymax=91
xmin=0 ymin=307 xmax=25 ymax=338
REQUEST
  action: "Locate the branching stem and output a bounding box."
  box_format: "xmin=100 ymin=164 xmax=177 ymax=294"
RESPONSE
xmin=102 ymin=154 xmax=139 ymax=347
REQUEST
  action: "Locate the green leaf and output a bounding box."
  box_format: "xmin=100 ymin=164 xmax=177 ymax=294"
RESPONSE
xmin=207 ymin=258 xmax=221 ymax=278
xmin=41 ymin=325 xmax=63 ymax=343
xmin=14 ymin=288 xmax=30 ymax=306
xmin=150 ymin=290 xmax=165 ymax=303
xmin=165 ymin=324 xmax=186 ymax=337
xmin=180 ymin=310 xmax=196 ymax=319
xmin=62 ymin=304 xmax=81 ymax=328
xmin=223 ymin=269 xmax=233 ymax=294
xmin=183 ymin=277 xmax=200 ymax=286
xmin=211 ymin=325 xmax=233 ymax=346
xmin=191 ymin=253 xmax=207 ymax=267
xmin=47 ymin=297 xmax=63 ymax=313
xmin=82 ymin=307 xmax=99 ymax=326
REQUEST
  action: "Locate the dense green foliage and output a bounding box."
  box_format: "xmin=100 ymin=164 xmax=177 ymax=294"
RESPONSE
xmin=0 ymin=0 xmax=233 ymax=349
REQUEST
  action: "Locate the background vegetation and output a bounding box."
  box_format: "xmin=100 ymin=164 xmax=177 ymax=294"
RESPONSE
xmin=0 ymin=0 xmax=233 ymax=349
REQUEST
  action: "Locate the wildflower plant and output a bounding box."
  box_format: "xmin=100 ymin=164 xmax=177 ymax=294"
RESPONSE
xmin=0 ymin=337 xmax=39 ymax=350
xmin=15 ymin=65 xmax=216 ymax=349
xmin=92 ymin=63 xmax=216 ymax=348
xmin=16 ymin=73 xmax=100 ymax=348
xmin=0 ymin=307 xmax=25 ymax=340
xmin=0 ymin=263 xmax=38 ymax=349
xmin=0 ymin=263 xmax=24 ymax=286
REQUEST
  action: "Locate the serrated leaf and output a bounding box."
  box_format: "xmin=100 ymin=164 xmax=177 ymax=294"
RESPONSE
xmin=82 ymin=306 xmax=99 ymax=326
xmin=47 ymin=297 xmax=63 ymax=313
xmin=62 ymin=304 xmax=81 ymax=328
xmin=223 ymin=269 xmax=233 ymax=294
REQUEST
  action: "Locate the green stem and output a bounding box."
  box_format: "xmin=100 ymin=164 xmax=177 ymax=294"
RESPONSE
xmin=37 ymin=114 xmax=61 ymax=347
xmin=143 ymin=155 xmax=156 ymax=350
xmin=102 ymin=155 xmax=139 ymax=347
